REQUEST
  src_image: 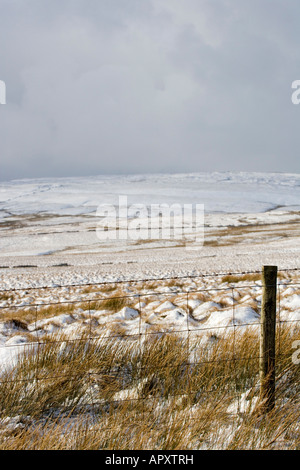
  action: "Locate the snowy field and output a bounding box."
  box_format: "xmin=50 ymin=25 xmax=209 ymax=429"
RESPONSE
xmin=0 ymin=171 xmax=300 ymax=363
xmin=0 ymin=171 xmax=300 ymax=288
xmin=0 ymin=171 xmax=300 ymax=444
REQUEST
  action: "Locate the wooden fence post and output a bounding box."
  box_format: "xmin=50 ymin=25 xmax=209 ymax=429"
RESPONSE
xmin=259 ymin=265 xmax=277 ymax=413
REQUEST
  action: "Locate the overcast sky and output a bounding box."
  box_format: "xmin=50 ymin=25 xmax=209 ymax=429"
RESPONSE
xmin=0 ymin=0 xmax=300 ymax=181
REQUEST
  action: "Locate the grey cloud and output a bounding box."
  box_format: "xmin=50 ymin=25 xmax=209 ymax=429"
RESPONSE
xmin=0 ymin=0 xmax=300 ymax=181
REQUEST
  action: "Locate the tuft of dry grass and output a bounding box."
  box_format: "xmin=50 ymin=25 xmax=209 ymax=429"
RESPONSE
xmin=0 ymin=292 xmax=15 ymax=302
xmin=0 ymin=303 xmax=77 ymax=326
xmin=221 ymin=273 xmax=261 ymax=284
xmin=97 ymin=296 xmax=130 ymax=312
xmin=0 ymin=307 xmax=300 ymax=449
xmin=221 ymin=271 xmax=289 ymax=285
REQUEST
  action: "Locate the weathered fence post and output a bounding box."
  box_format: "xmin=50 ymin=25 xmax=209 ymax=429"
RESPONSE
xmin=259 ymin=265 xmax=277 ymax=413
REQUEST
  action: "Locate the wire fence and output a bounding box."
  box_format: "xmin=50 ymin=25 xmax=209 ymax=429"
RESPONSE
xmin=0 ymin=267 xmax=299 ymax=423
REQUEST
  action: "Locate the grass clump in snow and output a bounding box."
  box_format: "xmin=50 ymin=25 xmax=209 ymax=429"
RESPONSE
xmin=0 ymin=322 xmax=300 ymax=449
xmin=221 ymin=273 xmax=261 ymax=284
xmin=98 ymin=296 xmax=129 ymax=312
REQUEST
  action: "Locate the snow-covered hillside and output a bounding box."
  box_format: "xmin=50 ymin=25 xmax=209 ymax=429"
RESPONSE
xmin=0 ymin=171 xmax=299 ymax=290
xmin=1 ymin=171 xmax=300 ymax=219
xmin=0 ymin=172 xmax=299 ymax=446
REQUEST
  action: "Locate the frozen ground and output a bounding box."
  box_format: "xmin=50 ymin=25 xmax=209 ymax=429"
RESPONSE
xmin=0 ymin=171 xmax=299 ymax=347
xmin=0 ymin=172 xmax=300 ymax=442
xmin=0 ymin=265 xmax=300 ymax=374
xmin=0 ymin=171 xmax=300 ymax=289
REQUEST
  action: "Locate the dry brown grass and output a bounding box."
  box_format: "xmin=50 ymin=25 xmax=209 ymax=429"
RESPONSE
xmin=81 ymin=284 xmax=117 ymax=295
xmin=0 ymin=270 xmax=300 ymax=449
xmin=204 ymin=222 xmax=300 ymax=247
xmin=0 ymin=320 xmax=299 ymax=449
xmin=0 ymin=292 xmax=15 ymax=302
xmin=96 ymin=296 xmax=131 ymax=312
xmin=0 ymin=302 xmax=77 ymax=326
xmin=221 ymin=271 xmax=290 ymax=285
xmin=221 ymin=273 xmax=261 ymax=284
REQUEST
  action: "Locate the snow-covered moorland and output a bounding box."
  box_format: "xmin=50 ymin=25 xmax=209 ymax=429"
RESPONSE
xmin=0 ymin=171 xmax=300 ymax=448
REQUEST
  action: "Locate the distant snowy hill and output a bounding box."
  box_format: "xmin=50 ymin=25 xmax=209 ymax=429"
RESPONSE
xmin=1 ymin=172 xmax=300 ymax=220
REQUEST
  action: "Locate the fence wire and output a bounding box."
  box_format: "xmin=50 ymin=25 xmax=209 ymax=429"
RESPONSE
xmin=0 ymin=268 xmax=299 ymax=426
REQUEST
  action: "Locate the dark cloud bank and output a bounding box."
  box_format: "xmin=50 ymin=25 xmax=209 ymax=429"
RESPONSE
xmin=0 ymin=0 xmax=300 ymax=181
